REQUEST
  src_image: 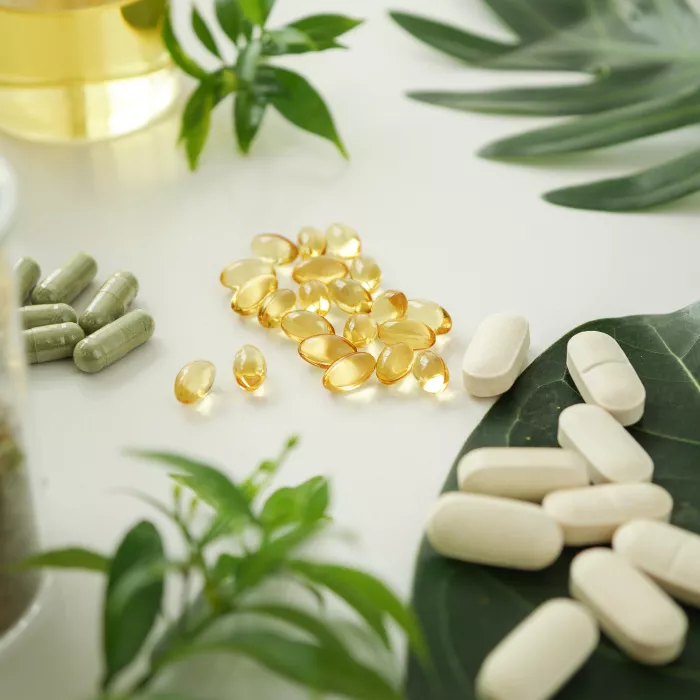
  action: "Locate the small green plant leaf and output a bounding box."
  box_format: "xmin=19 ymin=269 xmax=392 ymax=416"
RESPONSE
xmin=482 ymin=0 xmax=589 ymax=41
xmin=162 ymin=6 xmax=209 ymax=80
xmin=238 ymin=0 xmax=273 ymax=26
xmin=262 ymin=27 xmax=318 ymax=55
xmin=192 ymin=8 xmax=221 ymax=59
xmin=212 ymin=553 xmax=242 ymax=582
xmin=215 ymin=0 xmax=244 ymax=42
xmin=178 ymin=84 xmax=215 ymax=171
xmin=17 ymin=547 xmax=109 ymax=573
xmin=288 ymin=14 xmax=363 ymax=42
xmin=260 ymin=476 xmax=329 ymax=530
xmin=234 ymin=89 xmax=268 ymax=153
xmin=241 ymin=436 xmax=301 ymax=500
xmin=120 ymin=0 xmax=166 ymax=29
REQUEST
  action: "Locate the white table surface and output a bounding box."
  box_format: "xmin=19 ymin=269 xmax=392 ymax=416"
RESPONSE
xmin=2 ymin=0 xmax=700 ymax=697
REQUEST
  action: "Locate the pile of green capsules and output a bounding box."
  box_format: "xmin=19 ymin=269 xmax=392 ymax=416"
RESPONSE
xmin=15 ymin=253 xmax=154 ymax=373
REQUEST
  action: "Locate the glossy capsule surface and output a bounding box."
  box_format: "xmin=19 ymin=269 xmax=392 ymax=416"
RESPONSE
xmin=281 ymin=310 xmax=334 ymax=342
xmin=292 ymin=257 xmax=348 ymax=285
xmin=258 ymin=288 xmax=296 ymax=328
xmin=174 ymin=360 xmax=215 ymax=404
xmin=343 ymin=313 xmax=377 ymax=347
xmin=323 ymin=352 xmax=375 ymax=392
xmin=14 ymin=257 xmax=41 ymax=303
xmin=379 ymin=319 xmax=435 ymax=350
xmin=251 ymin=233 xmax=298 ymax=264
xmin=376 ymin=342 xmax=413 ymax=385
xmin=413 ymin=350 xmax=449 ymax=393
xmin=20 ymin=303 xmax=76 ymax=330
xmin=372 ymin=289 xmax=407 ymax=323
xmin=80 ymin=271 xmax=139 ymax=334
xmin=297 ymin=226 xmax=326 ymax=259
xmin=350 ymin=256 xmax=381 ymax=293
xmin=325 ymin=223 xmax=361 ymax=258
xmin=24 ymin=322 xmax=84 ymax=364
xmin=297 ymin=280 xmax=331 ymax=316
xmin=231 ymin=275 xmax=278 ymax=315
xmin=31 ymin=252 xmax=97 ymax=305
xmin=406 ymin=299 xmax=452 ymax=335
xmin=220 ymin=259 xmax=274 ymax=290
xmin=233 ymin=345 xmax=266 ymax=391
xmin=328 ymin=279 xmax=372 ymax=314
xmin=298 ymin=334 xmax=356 ymax=368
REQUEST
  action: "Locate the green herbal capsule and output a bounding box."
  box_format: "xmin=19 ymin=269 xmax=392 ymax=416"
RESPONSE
xmin=20 ymin=304 xmax=77 ymax=330
xmin=24 ymin=322 xmax=85 ymax=364
xmin=14 ymin=257 xmax=41 ymax=303
xmin=31 ymin=252 xmax=97 ymax=305
xmin=73 ymin=309 xmax=154 ymax=373
xmin=79 ymin=271 xmax=139 ymax=335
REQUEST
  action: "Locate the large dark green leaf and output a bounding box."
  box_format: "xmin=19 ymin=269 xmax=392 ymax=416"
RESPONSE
xmin=234 ymin=89 xmax=268 ymax=153
xmin=215 ymin=0 xmax=244 ymax=42
xmin=483 ymin=0 xmax=589 ymax=40
xmin=289 ymin=14 xmax=363 ymax=43
xmin=17 ymin=547 xmax=109 ymax=573
xmin=406 ymin=301 xmax=700 ymax=700
xmin=161 ymin=7 xmax=209 ymax=80
xmin=192 ymin=8 xmax=221 ymax=59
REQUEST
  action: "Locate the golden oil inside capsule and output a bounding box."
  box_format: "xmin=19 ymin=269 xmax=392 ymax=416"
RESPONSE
xmin=297 ymin=280 xmax=331 ymax=316
xmin=297 ymin=226 xmax=326 ymax=259
xmin=175 ymin=360 xmax=216 ymax=404
xmin=251 ymin=233 xmax=299 ymax=265
xmin=350 ymin=256 xmax=381 ymax=293
xmin=231 ymin=275 xmax=278 ymax=315
xmin=323 ymin=352 xmax=376 ymax=393
xmin=292 ymin=256 xmax=348 ymax=285
xmin=328 ymin=279 xmax=372 ymax=314
xmin=220 ymin=259 xmax=274 ymax=290
xmin=372 ymin=289 xmax=408 ymax=323
xmin=281 ymin=310 xmax=335 ymax=342
xmin=298 ymin=334 xmax=356 ymax=368
xmin=258 ymin=288 xmax=297 ymax=328
xmin=413 ymin=350 xmax=449 ymax=393
xmin=325 ymin=223 xmax=361 ymax=258
xmin=233 ymin=344 xmax=267 ymax=391
xmin=406 ymin=299 xmax=452 ymax=335
xmin=378 ymin=319 xmax=435 ymax=350
xmin=343 ymin=313 xmax=377 ymax=347
xmin=376 ymin=342 xmax=414 ymax=385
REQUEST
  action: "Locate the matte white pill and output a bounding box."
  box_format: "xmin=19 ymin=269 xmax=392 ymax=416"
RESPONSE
xmin=427 ymin=492 xmax=563 ymax=570
xmin=570 ymin=548 xmax=687 ymax=665
xmin=463 ymin=313 xmax=529 ymax=397
xmin=475 ymin=598 xmax=599 ymax=700
xmin=567 ymin=331 xmax=645 ymax=426
xmin=543 ymin=483 xmax=672 ymax=546
xmin=458 ymin=447 xmax=589 ymax=502
xmin=558 ymin=403 xmax=653 ymax=483
xmin=614 ymin=519 xmax=700 ymax=608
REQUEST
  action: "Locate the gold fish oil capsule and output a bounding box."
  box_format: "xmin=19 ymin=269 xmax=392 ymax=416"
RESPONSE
xmin=299 ymin=334 xmax=357 ymax=368
xmin=281 ymin=310 xmax=334 ymax=342
xmin=325 ymin=223 xmax=361 ymax=258
xmin=251 ymin=233 xmax=298 ymax=265
xmin=376 ymin=342 xmax=414 ymax=385
xmin=413 ymin=350 xmax=449 ymax=393
xmin=343 ymin=313 xmax=377 ymax=347
xmin=258 ymin=288 xmax=296 ymax=328
xmin=350 ymin=256 xmax=381 ymax=293
xmin=297 ymin=226 xmax=326 ymax=259
xmin=328 ymin=279 xmax=372 ymax=314
xmin=231 ymin=274 xmax=278 ymax=315
xmin=220 ymin=259 xmax=274 ymax=290
xmin=292 ymin=256 xmax=348 ymax=285
xmin=297 ymin=280 xmax=331 ymax=316
xmin=174 ymin=360 xmax=216 ymax=404
xmin=372 ymin=289 xmax=407 ymax=323
xmin=379 ymin=319 xmax=435 ymax=350
xmin=323 ymin=352 xmax=375 ymax=392
xmin=406 ymin=299 xmax=452 ymax=335
xmin=233 ymin=345 xmax=266 ymax=391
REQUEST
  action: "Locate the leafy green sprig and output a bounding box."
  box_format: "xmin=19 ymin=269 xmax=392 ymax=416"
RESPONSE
xmin=20 ymin=437 xmax=424 ymax=700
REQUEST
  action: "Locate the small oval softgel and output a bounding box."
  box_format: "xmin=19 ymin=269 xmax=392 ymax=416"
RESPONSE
xmin=297 ymin=280 xmax=331 ymax=316
xmin=350 ymin=256 xmax=381 ymax=293
xmin=175 ymin=360 xmax=216 ymax=404
xmin=613 ymin=519 xmax=700 ymax=608
xmin=475 ymin=599 xmax=599 ymax=700
xmin=297 ymin=226 xmax=326 ymax=259
xmin=406 ymin=299 xmax=452 ymax=335
xmin=80 ymin=271 xmax=139 ymax=334
xmin=220 ymin=259 xmax=275 ymax=290
xmin=376 ymin=342 xmax=413 ymax=385
xmin=427 ymin=493 xmax=563 ymax=570
xmin=463 ymin=313 xmax=529 ymax=397
xmin=372 ymin=289 xmax=407 ymax=323
xmin=325 ymin=223 xmax=361 ymax=258
xmin=299 ymin=334 xmax=356 ymax=369
xmin=558 ymin=403 xmax=653 ymax=483
xmin=233 ymin=345 xmax=266 ymax=391
xmin=14 ymin=257 xmax=41 ymax=303
xmin=258 ymin=288 xmax=296 ymax=328
xmin=24 ymin=322 xmax=85 ymax=364
xmin=281 ymin=310 xmax=334 ymax=342
xmin=20 ymin=303 xmax=76 ymax=330
xmin=328 ymin=278 xmax=372 ymax=314
xmin=292 ymin=256 xmax=348 ymax=285
xmin=543 ymin=482 xmax=672 ymax=546
xmin=251 ymin=233 xmax=298 ymax=264
xmin=567 ymin=331 xmax=645 ymax=425
xmin=322 ymin=352 xmax=375 ymax=392
xmin=378 ymin=319 xmax=435 ymax=351
xmin=458 ymin=447 xmax=589 ymax=502
xmin=31 ymin=252 xmax=97 ymax=305
xmin=570 ymin=547 xmax=687 ymax=665
xmin=344 ymin=313 xmax=377 ymax=347
xmin=413 ymin=350 xmax=449 ymax=394
xmin=231 ymin=274 xmax=278 ymax=315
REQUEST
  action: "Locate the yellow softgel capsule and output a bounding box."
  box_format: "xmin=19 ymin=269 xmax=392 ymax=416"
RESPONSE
xmin=343 ymin=313 xmax=378 ymax=347
xmin=297 ymin=226 xmax=326 ymax=259
xmin=298 ymin=334 xmax=357 ymax=368
xmin=297 ymin=280 xmax=331 ymax=316
xmin=379 ymin=319 xmax=436 ymax=350
xmin=325 ymin=223 xmax=361 ymax=258
xmin=372 ymin=289 xmax=408 ymax=323
xmin=406 ymin=299 xmax=452 ymax=335
xmin=323 ymin=352 xmax=375 ymax=392
xmin=413 ymin=350 xmax=449 ymax=393
xmin=281 ymin=310 xmax=335 ymax=342
xmin=328 ymin=279 xmax=372 ymax=314
xmin=258 ymin=288 xmax=296 ymax=328
xmin=231 ymin=274 xmax=278 ymax=315
xmin=233 ymin=345 xmax=266 ymax=391
xmin=376 ymin=342 xmax=414 ymax=385
xmin=350 ymin=256 xmax=381 ymax=293
xmin=175 ymin=360 xmax=216 ymax=404
xmin=220 ymin=259 xmax=274 ymax=290
xmin=251 ymin=233 xmax=299 ymax=265
xmin=292 ymin=256 xmax=348 ymax=285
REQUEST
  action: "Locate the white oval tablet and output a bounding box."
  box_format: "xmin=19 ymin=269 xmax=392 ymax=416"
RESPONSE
xmin=542 ymin=483 xmax=672 ymax=546
xmin=462 ymin=313 xmax=529 ymax=397
xmin=570 ymin=548 xmax=687 ymax=665
xmin=475 ymin=598 xmax=599 ymax=700
xmin=567 ymin=331 xmax=645 ymax=426
xmin=458 ymin=447 xmax=589 ymax=502
xmin=614 ymin=519 xmax=700 ymax=608
xmin=558 ymin=403 xmax=653 ymax=483
xmin=427 ymin=492 xmax=563 ymax=570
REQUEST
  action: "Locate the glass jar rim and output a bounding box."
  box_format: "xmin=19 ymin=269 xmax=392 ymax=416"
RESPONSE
xmin=0 ymin=158 xmax=17 ymax=241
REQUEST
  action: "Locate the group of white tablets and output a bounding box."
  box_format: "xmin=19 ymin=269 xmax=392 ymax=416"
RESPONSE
xmin=431 ymin=322 xmax=700 ymax=700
